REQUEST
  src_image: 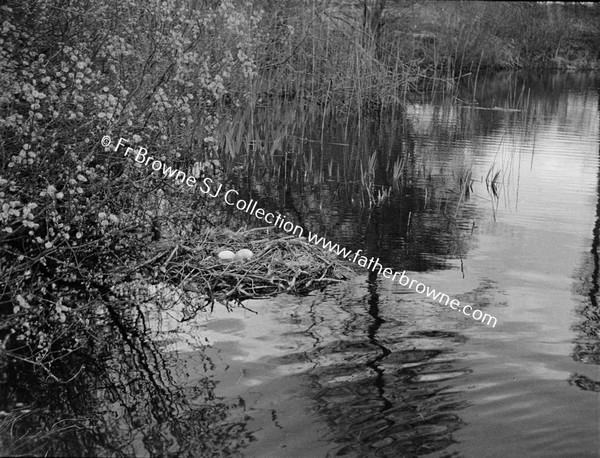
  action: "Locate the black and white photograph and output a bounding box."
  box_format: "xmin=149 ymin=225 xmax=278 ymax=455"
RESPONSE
xmin=1 ymin=1 xmax=599 ymax=456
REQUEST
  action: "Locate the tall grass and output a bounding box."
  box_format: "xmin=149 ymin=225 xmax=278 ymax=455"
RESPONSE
xmin=210 ymin=0 xmax=599 ymax=175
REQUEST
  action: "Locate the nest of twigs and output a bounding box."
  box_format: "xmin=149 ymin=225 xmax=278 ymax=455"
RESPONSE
xmin=120 ymin=227 xmax=351 ymax=315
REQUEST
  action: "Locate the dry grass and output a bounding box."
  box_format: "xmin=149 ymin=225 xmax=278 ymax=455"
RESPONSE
xmin=109 ymin=227 xmax=351 ymax=317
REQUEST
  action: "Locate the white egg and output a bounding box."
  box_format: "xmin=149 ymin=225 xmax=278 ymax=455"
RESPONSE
xmin=234 ymin=248 xmax=253 ymax=261
xmin=217 ymin=250 xmax=236 ymax=261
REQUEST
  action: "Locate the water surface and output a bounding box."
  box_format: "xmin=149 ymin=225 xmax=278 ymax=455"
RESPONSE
xmin=200 ymin=71 xmax=600 ymax=457
xmin=5 ymin=71 xmax=598 ymax=458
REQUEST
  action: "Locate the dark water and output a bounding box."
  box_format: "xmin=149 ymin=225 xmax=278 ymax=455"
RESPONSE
xmin=3 ymin=71 xmax=599 ymax=457
xmin=199 ymin=71 xmax=600 ymax=457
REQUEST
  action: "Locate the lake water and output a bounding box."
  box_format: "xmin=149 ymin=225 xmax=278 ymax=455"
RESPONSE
xmin=6 ymin=71 xmax=598 ymax=457
xmin=197 ymin=71 xmax=600 ymax=457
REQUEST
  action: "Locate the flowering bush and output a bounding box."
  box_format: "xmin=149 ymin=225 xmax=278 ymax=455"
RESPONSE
xmin=0 ymin=0 xmax=265 ymax=385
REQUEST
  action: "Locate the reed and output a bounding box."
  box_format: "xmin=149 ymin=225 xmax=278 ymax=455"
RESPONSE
xmin=485 ymin=165 xmax=502 ymax=200
xmin=453 ymin=165 xmax=474 ymax=217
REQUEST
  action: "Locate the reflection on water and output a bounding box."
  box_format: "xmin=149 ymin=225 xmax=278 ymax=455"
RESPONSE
xmin=198 ymin=283 xmax=472 ymax=457
xmin=209 ymin=70 xmax=599 ymax=457
xmin=0 ymin=303 xmax=250 ymax=456
xmin=303 ymin=272 xmax=466 ymax=456
xmin=2 ymin=71 xmax=599 ymax=457
xmin=570 ymin=116 xmax=600 ymax=393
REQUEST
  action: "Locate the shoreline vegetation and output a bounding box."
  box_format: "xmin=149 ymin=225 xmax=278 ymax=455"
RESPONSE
xmin=1 ymin=0 xmax=599 ymax=455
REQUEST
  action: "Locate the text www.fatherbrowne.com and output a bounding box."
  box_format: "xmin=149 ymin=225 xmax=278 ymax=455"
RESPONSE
xmin=104 ymin=134 xmax=496 ymax=328
xmin=306 ymin=232 xmax=497 ymax=328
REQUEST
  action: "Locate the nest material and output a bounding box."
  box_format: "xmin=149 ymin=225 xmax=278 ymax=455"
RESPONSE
xmin=126 ymin=227 xmax=351 ymax=313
